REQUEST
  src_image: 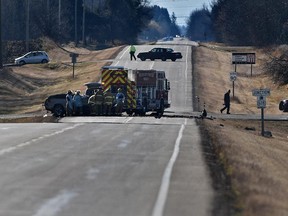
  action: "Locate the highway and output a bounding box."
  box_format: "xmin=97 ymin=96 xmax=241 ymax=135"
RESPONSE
xmin=0 ymin=39 xmax=215 ymax=216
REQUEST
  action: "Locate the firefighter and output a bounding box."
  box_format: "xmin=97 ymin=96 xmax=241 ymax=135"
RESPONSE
xmin=88 ymin=88 xmax=104 ymax=115
xmin=88 ymin=91 xmax=97 ymax=115
xmin=66 ymin=90 xmax=73 ymax=116
xmin=115 ymin=88 xmax=125 ymax=115
xmin=103 ymin=88 xmax=114 ymax=115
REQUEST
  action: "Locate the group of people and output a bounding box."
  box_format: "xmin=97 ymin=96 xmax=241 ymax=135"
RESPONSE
xmin=65 ymin=90 xmax=82 ymax=116
xmin=65 ymin=88 xmax=126 ymax=116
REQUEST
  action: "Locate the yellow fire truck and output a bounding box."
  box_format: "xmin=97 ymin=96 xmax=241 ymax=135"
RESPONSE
xmin=101 ymin=66 xmax=136 ymax=115
xmin=101 ymin=66 xmax=170 ymax=115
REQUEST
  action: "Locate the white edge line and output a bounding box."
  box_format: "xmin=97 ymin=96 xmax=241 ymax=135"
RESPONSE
xmin=151 ymin=120 xmax=187 ymax=216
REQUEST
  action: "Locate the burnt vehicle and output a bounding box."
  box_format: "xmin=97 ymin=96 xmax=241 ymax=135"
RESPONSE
xmin=137 ymin=47 xmax=182 ymax=61
xmin=279 ymin=99 xmax=288 ymax=112
xmin=44 ymin=82 xmax=102 ymax=117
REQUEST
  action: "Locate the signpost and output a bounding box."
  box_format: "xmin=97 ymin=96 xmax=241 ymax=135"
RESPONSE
xmin=252 ymin=88 xmax=270 ymax=136
xmin=70 ymin=53 xmax=79 ymax=78
xmin=230 ymin=72 xmax=237 ymax=98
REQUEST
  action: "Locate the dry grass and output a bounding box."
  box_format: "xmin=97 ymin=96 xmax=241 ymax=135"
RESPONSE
xmin=195 ymin=44 xmax=288 ymax=216
xmin=0 ymin=44 xmax=124 ymax=114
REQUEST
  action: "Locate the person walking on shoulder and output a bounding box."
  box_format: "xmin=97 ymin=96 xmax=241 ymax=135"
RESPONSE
xmin=129 ymin=45 xmax=136 ymax=60
xmin=220 ymin=89 xmax=231 ymax=114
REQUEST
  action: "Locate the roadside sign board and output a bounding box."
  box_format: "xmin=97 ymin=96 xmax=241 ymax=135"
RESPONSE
xmin=257 ymin=96 xmax=266 ymax=108
xmin=252 ymin=88 xmax=270 ymax=97
xmin=230 ymin=72 xmax=237 ymax=81
xmin=232 ymin=53 xmax=256 ymax=64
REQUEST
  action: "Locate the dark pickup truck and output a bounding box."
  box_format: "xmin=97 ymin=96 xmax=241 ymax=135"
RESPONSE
xmin=44 ymin=82 xmax=102 ymax=117
xmin=137 ymin=47 xmax=182 ymax=61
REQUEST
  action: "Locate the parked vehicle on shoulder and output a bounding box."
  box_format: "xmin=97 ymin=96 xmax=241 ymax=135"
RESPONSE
xmin=137 ymin=47 xmax=182 ymax=61
xmin=279 ymin=99 xmax=288 ymax=112
xmin=15 ymin=51 xmax=50 ymax=65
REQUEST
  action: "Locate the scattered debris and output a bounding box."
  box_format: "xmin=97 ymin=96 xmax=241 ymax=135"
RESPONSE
xmin=245 ymin=127 xmax=256 ymax=131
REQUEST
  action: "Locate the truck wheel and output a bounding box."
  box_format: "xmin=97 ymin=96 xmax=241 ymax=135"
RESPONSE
xmin=161 ymin=57 xmax=167 ymax=61
xmin=53 ymin=104 xmax=65 ymax=117
xmin=171 ymin=58 xmax=176 ymax=61
xmin=140 ymin=57 xmax=146 ymax=61
xmin=126 ymin=110 xmax=133 ymax=116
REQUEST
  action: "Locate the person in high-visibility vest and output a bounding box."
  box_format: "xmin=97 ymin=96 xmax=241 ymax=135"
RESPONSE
xmin=129 ymin=45 xmax=136 ymax=60
xmin=103 ymin=88 xmax=115 ymax=115
xmin=88 ymin=88 xmax=104 ymax=115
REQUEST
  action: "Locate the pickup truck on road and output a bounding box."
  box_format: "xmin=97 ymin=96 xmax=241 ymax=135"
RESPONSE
xmin=44 ymin=82 xmax=102 ymax=117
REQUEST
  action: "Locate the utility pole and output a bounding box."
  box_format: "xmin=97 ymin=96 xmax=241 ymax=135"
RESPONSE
xmin=26 ymin=0 xmax=30 ymax=52
xmin=75 ymin=0 xmax=78 ymax=46
xmin=0 ymin=0 xmax=2 ymax=68
xmin=58 ymin=0 xmax=61 ymax=29
xmin=82 ymin=0 xmax=86 ymax=46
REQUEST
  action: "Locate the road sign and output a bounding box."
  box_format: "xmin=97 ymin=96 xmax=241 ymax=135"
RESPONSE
xmin=252 ymin=88 xmax=270 ymax=97
xmin=232 ymin=53 xmax=256 ymax=64
xmin=257 ymin=96 xmax=266 ymax=108
xmin=230 ymin=72 xmax=237 ymax=81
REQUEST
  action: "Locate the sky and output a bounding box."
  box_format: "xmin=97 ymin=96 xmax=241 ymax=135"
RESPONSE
xmin=148 ymin=0 xmax=212 ymax=26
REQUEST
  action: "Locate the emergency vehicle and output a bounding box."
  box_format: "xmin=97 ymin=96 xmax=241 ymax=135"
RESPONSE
xmin=134 ymin=69 xmax=170 ymax=115
xmin=101 ymin=66 xmax=170 ymax=115
xmin=101 ymin=66 xmax=136 ymax=115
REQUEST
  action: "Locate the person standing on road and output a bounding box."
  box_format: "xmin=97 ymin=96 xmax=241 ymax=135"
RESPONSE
xmin=95 ymin=88 xmax=104 ymax=115
xmin=115 ymin=88 xmax=125 ymax=115
xmin=73 ymin=90 xmax=83 ymax=116
xmin=88 ymin=90 xmax=98 ymax=115
xmin=66 ymin=90 xmax=74 ymax=116
xmin=103 ymin=88 xmax=114 ymax=115
xmin=129 ymin=45 xmax=137 ymax=60
xmin=220 ymin=89 xmax=231 ymax=114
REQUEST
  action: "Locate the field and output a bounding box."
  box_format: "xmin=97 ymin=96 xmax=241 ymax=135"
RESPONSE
xmin=1 ymin=40 xmax=288 ymax=215
xmin=194 ymin=44 xmax=288 ymax=216
xmin=0 ymin=38 xmax=123 ymax=114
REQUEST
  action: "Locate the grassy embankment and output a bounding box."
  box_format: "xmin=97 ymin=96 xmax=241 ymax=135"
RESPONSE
xmin=194 ymin=44 xmax=288 ymax=216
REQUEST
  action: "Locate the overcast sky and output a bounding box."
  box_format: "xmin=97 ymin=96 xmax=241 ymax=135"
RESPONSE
xmin=149 ymin=0 xmax=212 ymax=26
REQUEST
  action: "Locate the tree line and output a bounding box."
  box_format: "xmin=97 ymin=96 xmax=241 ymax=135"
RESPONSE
xmin=2 ymin=0 xmax=179 ymax=47
xmin=185 ymin=1 xmax=288 ymax=84
xmin=186 ymin=0 xmax=288 ymax=46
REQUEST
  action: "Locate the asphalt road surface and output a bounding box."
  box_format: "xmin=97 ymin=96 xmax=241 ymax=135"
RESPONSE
xmin=0 ymin=39 xmax=215 ymax=216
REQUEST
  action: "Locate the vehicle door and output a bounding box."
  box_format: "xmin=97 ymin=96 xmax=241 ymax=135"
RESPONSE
xmin=25 ymin=53 xmax=35 ymax=63
xmin=150 ymin=48 xmax=158 ymax=59
xmin=34 ymin=52 xmax=43 ymax=63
